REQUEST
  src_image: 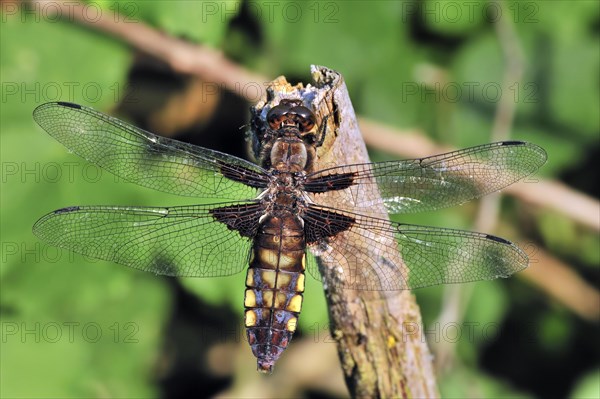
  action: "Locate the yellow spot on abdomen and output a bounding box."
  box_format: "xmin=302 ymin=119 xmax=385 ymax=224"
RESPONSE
xmin=245 ymin=270 xmax=255 ymax=287
xmin=276 ymin=273 xmax=292 ymax=289
xmin=274 ymin=292 xmax=287 ymax=308
xmin=261 ymin=270 xmax=277 ymax=288
xmin=296 ymin=273 xmax=305 ymax=292
xmin=286 ymin=316 xmax=297 ymax=332
xmin=286 ymin=294 xmax=303 ymax=313
xmin=262 ymin=290 xmax=274 ymax=307
xmin=244 ymin=289 xmax=257 ymax=308
xmin=244 ymin=310 xmax=257 ymax=327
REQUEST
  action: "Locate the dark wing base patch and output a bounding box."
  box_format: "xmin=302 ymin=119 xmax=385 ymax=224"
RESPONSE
xmin=211 ymin=202 xmax=264 ymax=237
xmin=303 ymin=172 xmax=356 ymax=193
xmin=303 ymin=205 xmax=355 ymax=244
xmin=218 ymin=161 xmax=269 ymax=189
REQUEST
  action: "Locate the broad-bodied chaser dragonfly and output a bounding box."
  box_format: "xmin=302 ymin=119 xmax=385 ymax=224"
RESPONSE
xmin=33 ymin=100 xmax=546 ymax=373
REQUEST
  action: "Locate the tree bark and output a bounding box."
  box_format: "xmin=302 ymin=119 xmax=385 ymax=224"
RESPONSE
xmin=252 ymin=66 xmax=439 ymax=398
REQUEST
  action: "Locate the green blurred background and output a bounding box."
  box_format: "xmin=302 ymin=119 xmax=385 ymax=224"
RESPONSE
xmin=1 ymin=0 xmax=598 ymax=398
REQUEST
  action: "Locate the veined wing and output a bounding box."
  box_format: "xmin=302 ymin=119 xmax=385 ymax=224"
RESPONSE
xmin=32 ymin=202 xmax=263 ymax=277
xmin=33 ymin=102 xmax=268 ymax=200
xmin=304 ymin=205 xmax=528 ymax=291
xmin=305 ymin=141 xmax=547 ymax=214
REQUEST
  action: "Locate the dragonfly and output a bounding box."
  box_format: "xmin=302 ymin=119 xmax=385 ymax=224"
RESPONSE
xmin=32 ymin=100 xmax=547 ymax=373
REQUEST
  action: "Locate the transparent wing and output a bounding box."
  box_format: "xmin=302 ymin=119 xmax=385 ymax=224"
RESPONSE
xmin=33 ymin=102 xmax=267 ymax=200
xmin=305 ymin=206 xmax=528 ymax=291
xmin=306 ymin=141 xmax=547 ymax=214
xmin=32 ymin=202 xmax=260 ymax=277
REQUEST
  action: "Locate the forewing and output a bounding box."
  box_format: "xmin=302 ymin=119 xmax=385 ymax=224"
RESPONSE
xmin=306 ymin=141 xmax=547 ymax=214
xmin=32 ymin=202 xmax=261 ymax=277
xmin=33 ymin=102 xmax=268 ymax=200
xmin=305 ymin=207 xmax=528 ymax=290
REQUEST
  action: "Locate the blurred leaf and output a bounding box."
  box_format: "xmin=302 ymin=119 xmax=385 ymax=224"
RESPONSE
xmin=2 ymin=111 xmax=171 ymax=398
xmin=180 ymin=273 xmax=244 ymax=310
xmin=1 ymin=254 xmax=170 ymax=398
xmin=538 ymin=210 xmax=576 ymax=254
xmin=537 ymin=210 xmax=598 ymax=263
xmin=260 ymin=1 xmax=429 ymax=127
xmin=464 ymin=282 xmax=509 ymax=342
xmin=452 ymin=32 xmax=503 ymax=107
xmin=298 ymin=271 xmax=329 ymax=330
xmin=440 ymin=366 xmax=533 ymax=398
xmin=423 ymin=0 xmax=487 ymax=36
xmin=579 ymin=232 xmax=600 ymax=267
xmin=0 ymin=13 xmax=130 ymax=123
xmin=104 ymin=0 xmax=242 ymax=46
xmin=451 ymin=30 xmax=542 ymax=120
xmin=538 ymin=310 xmax=572 ymax=354
xmin=263 ymin=1 xmax=399 ymax=76
xmin=548 ymin=36 xmax=600 ymax=136
xmin=569 ymin=368 xmax=600 ymax=399
xmin=530 ymin=0 xmax=599 ymax=41
xmin=448 ymin=103 xmax=496 ymax=148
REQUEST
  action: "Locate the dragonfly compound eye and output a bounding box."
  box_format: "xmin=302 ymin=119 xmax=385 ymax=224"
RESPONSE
xmin=267 ymin=104 xmax=291 ymax=129
xmin=290 ymin=106 xmax=316 ymax=132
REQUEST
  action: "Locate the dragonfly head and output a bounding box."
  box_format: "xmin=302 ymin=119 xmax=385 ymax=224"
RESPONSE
xmin=266 ymin=99 xmax=316 ymax=134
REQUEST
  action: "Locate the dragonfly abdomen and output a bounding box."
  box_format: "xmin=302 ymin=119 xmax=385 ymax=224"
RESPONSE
xmin=243 ymin=214 xmax=306 ymax=373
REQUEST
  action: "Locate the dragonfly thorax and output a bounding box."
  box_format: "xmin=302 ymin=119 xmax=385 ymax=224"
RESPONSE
xmin=270 ymin=137 xmax=308 ymax=173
